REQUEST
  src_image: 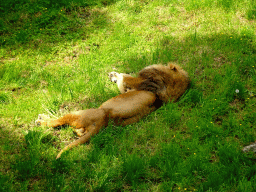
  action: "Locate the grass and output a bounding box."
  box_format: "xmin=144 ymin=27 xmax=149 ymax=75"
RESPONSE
xmin=1 ymin=0 xmax=256 ymax=191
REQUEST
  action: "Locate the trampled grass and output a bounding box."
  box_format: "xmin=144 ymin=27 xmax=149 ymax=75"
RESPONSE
xmin=1 ymin=0 xmax=256 ymax=191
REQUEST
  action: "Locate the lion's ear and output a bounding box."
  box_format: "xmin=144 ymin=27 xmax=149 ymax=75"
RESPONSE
xmin=170 ymin=64 xmax=177 ymax=72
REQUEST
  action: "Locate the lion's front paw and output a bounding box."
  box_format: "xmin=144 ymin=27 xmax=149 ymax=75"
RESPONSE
xmin=109 ymin=72 xmax=119 ymax=83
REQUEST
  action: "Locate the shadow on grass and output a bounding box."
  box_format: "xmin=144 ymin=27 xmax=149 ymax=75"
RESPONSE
xmin=0 ymin=126 xmax=28 ymax=190
xmin=0 ymin=0 xmax=120 ymax=49
xmin=0 ymin=127 xmax=77 ymax=191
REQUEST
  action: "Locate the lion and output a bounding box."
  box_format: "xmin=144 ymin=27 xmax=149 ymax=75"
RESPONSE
xmin=109 ymin=62 xmax=190 ymax=103
xmin=36 ymin=63 xmax=189 ymax=159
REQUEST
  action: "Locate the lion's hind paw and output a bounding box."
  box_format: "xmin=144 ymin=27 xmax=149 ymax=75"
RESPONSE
xmin=35 ymin=119 xmax=42 ymax=126
xmin=35 ymin=114 xmax=50 ymax=126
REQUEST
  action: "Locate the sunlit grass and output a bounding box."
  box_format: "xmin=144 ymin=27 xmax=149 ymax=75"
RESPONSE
xmin=0 ymin=0 xmax=256 ymax=191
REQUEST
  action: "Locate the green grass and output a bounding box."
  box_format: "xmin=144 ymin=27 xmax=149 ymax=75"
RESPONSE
xmin=1 ymin=0 xmax=256 ymax=191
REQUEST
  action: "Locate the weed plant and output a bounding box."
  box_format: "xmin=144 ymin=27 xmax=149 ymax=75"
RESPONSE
xmin=1 ymin=0 xmax=256 ymax=191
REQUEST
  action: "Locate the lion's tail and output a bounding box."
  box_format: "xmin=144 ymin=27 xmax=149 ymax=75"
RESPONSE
xmin=56 ymin=132 xmax=93 ymax=159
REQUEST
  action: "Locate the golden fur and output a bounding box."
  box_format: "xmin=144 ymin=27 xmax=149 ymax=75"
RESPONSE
xmin=36 ymin=91 xmax=161 ymax=159
xmin=109 ymin=63 xmax=190 ymax=102
xmin=36 ymin=63 xmax=189 ymax=159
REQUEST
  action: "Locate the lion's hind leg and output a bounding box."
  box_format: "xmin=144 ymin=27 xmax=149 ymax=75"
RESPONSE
xmin=73 ymin=128 xmax=87 ymax=137
xmin=36 ymin=113 xmax=80 ymax=128
xmin=35 ymin=114 xmax=51 ymax=126
xmin=114 ymin=105 xmax=156 ymax=126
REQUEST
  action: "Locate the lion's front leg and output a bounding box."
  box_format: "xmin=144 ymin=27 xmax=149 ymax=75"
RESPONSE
xmin=109 ymin=72 xmax=121 ymax=84
xmin=109 ymin=72 xmax=126 ymax=93
xmin=109 ymin=72 xmax=137 ymax=93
